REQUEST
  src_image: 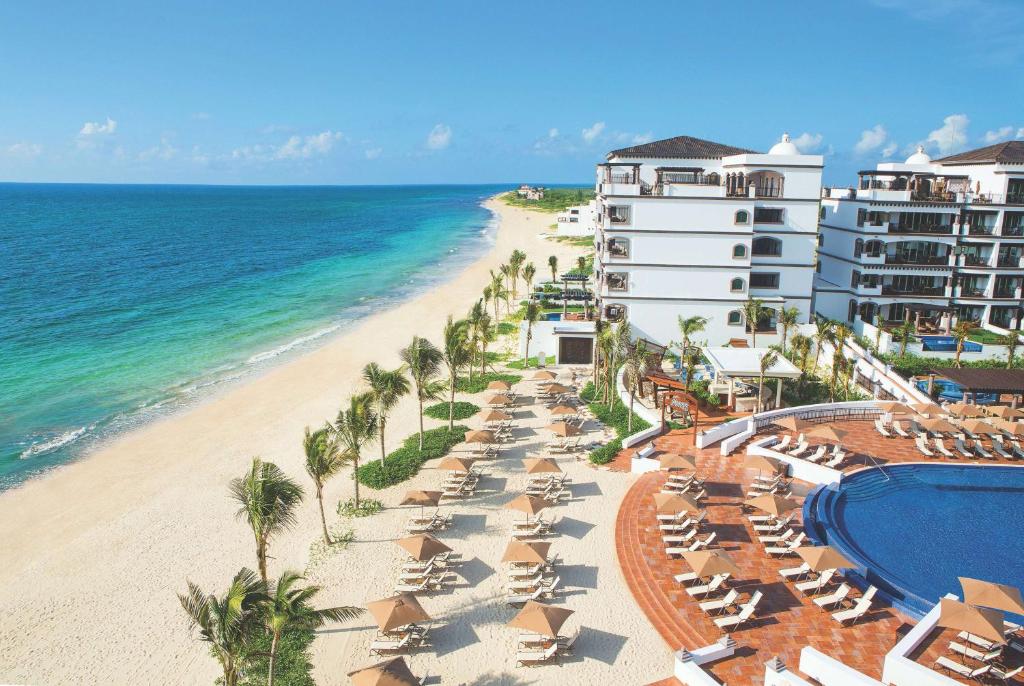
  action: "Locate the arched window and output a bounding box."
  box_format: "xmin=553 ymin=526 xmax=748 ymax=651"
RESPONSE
xmin=848 ymin=299 xmax=858 ymax=323
xmin=752 ymin=236 xmax=782 ymax=257
xmin=748 ymin=170 xmax=785 ymax=198
xmin=854 ymin=238 xmax=864 ymax=257
xmin=734 ymin=210 xmax=749 ymax=224
xmin=730 ymin=277 xmax=745 ymax=292
xmin=820 ymin=206 xmax=826 ymax=221
xmin=732 ymin=244 xmax=747 ymax=259
xmin=727 ymin=310 xmax=743 ymax=326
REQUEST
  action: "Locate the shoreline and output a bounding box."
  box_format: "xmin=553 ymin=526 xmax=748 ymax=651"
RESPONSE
xmin=0 ymin=195 xmax=594 ymax=685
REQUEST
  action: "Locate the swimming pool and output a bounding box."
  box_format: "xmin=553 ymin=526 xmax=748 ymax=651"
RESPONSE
xmin=915 ymin=378 xmax=998 ymax=404
xmin=920 ymin=335 xmax=983 ymax=353
xmin=805 ymin=464 xmax=1024 ymax=620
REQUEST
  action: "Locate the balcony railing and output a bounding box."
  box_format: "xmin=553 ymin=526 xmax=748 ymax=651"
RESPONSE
xmin=993 ymin=290 xmax=1020 ymax=299
xmin=888 ymin=223 xmax=954 ymax=235
xmin=962 ymin=255 xmax=991 ymax=267
xmin=967 ymin=226 xmax=996 ymax=236
xmin=881 ymin=286 xmax=946 ymax=297
xmin=997 ymin=257 xmax=1023 ymax=268
xmin=884 ymin=254 xmax=950 ymax=266
xmin=957 ymin=288 xmax=987 ymax=298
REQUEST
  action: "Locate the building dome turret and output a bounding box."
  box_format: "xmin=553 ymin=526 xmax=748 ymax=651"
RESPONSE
xmin=905 ymin=145 xmax=931 ymax=164
xmin=769 ymin=133 xmax=799 ymax=155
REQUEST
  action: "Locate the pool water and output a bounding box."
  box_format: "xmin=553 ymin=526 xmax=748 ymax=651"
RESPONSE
xmin=806 ymin=464 xmax=1024 ymax=620
xmin=915 ymin=378 xmax=998 ymax=404
xmin=920 ymin=335 xmax=983 ymax=353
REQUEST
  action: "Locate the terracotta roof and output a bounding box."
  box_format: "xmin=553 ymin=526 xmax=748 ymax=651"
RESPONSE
xmin=935 ymin=140 xmax=1024 ymax=165
xmin=608 ymin=135 xmax=757 ymax=160
xmin=930 ymin=367 xmax=1024 ymax=393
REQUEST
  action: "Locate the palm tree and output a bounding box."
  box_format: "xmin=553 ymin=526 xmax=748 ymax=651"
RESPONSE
xmin=400 ymin=336 xmax=443 ymax=450
xmin=951 ymin=320 xmax=974 ymax=368
xmin=441 ymin=316 xmax=471 ymax=430
xmin=896 ymin=320 xmax=914 ymax=358
xmin=262 ymin=571 xmax=363 ymax=686
xmin=791 ymin=333 xmax=812 ymax=372
xmin=482 ymin=284 xmax=493 ymax=319
xmin=303 ymin=426 xmax=345 ymax=545
xmin=595 ymin=324 xmax=617 ymax=403
xmin=476 ymin=310 xmax=494 ymax=376
xmin=178 ymin=568 xmax=266 ymax=686
xmin=757 ymin=350 xmax=780 ymax=412
xmin=1002 ymin=331 xmax=1021 ymax=368
xmin=621 ymin=338 xmax=652 ymax=432
xmin=522 ymin=301 xmax=541 ymax=366
xmin=362 ymin=363 xmax=410 ymax=479
xmin=778 ymin=306 xmax=800 ymax=353
xmin=333 ymin=393 xmax=377 ymax=509
xmin=829 ymin=348 xmax=847 ymax=402
xmin=488 ymin=270 xmax=505 ymax=319
xmin=465 ymin=300 xmax=489 ymax=382
xmin=522 ymin=262 xmax=536 ymax=298
xmin=742 ymin=298 xmax=766 ymax=347
xmin=682 ymin=349 xmax=700 ymax=391
xmin=832 ymin=324 xmax=853 ymax=397
xmin=499 ymin=263 xmax=513 ymax=302
xmin=509 ymin=249 xmax=526 ymax=300
xmin=610 ymin=321 xmax=632 ymax=410
xmin=547 ymin=255 xmax=558 ymax=283
xmin=676 ymin=315 xmax=709 ymax=355
xmin=812 ymin=318 xmax=836 ymax=373
xmin=576 ymin=255 xmax=587 ymax=272
xmin=229 ymin=459 xmax=304 ymax=585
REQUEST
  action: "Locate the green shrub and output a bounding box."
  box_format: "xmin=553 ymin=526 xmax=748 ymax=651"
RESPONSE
xmin=338 ymin=498 xmax=382 ymax=518
xmin=238 ymin=629 xmax=315 ymax=686
xmin=579 ymin=382 xmax=651 ymax=465
xmin=879 ymin=350 xmax=1007 ymax=379
xmin=356 ymin=425 xmax=469 ymax=489
xmin=455 ymin=372 xmax=522 ymax=393
xmin=424 ymin=401 xmax=479 ymax=420
xmin=495 ymin=322 xmax=517 ymax=336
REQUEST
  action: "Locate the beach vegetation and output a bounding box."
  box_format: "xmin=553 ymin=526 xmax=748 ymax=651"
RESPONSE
xmin=522 ymin=262 xmax=536 ymax=297
xmin=466 ymin=300 xmax=493 ymax=378
xmin=1002 ymin=331 xmax=1020 ymax=368
xmin=454 ymin=371 xmax=521 ymax=394
xmin=579 ymin=382 xmax=651 ymax=465
xmin=302 ymin=426 xmax=346 ymax=545
xmin=551 ymin=235 xmax=594 ymax=247
xmin=229 ymin=459 xmax=305 ymax=585
xmin=356 ymin=425 xmax=469 ymax=489
xmin=361 ymin=362 xmax=410 ymax=483
xmin=424 ymin=401 xmax=478 ymax=420
xmin=521 ymin=301 xmax=541 ymax=367
xmin=333 ymin=393 xmax=377 ymax=510
xmin=495 ymin=321 xmax=516 ymax=337
xmin=337 ymin=497 xmax=382 ymax=518
xmin=621 ymin=336 xmax=653 ymax=432
xmin=508 ymin=249 xmax=526 ymax=300
xmin=441 ymin=316 xmax=472 ymax=429
xmin=500 ymin=188 xmax=595 ymax=212
xmin=399 ymin=336 xmax=444 ymax=450
xmin=237 ymin=628 xmax=315 ymax=686
xmin=547 ymin=255 xmax=558 ymax=282
xmin=778 ymin=306 xmax=800 ymax=354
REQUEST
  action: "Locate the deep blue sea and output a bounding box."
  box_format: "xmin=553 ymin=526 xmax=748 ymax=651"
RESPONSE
xmin=0 ymin=183 xmax=508 ymax=490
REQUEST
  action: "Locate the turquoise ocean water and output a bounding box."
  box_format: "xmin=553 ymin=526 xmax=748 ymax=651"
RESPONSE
xmin=0 ymin=184 xmax=509 ymax=490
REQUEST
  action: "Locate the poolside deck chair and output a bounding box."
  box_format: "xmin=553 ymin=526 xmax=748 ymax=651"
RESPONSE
xmin=892 ymin=421 xmax=911 ymax=438
xmin=989 ymin=665 xmax=1024 ymax=683
xmin=813 ymin=582 xmax=851 ymax=609
xmin=992 ymin=438 xmax=1013 ymax=459
xmin=516 ymin=643 xmax=558 ymax=667
xmin=915 ymin=436 xmax=935 ymax=458
xmin=666 ymin=532 xmax=717 ymax=556
xmin=934 ymin=656 xmax=991 ymax=680
xmin=788 ymin=441 xmax=810 ymax=457
xmin=713 ymin=591 xmax=762 ymax=632
xmin=973 ymin=440 xmax=992 ymax=459
xmin=948 ymin=641 xmax=1002 ymax=664
xmin=874 ymin=420 xmax=893 ymax=438
xmin=779 ymin=562 xmax=812 ymax=581
xmin=766 ymin=532 xmax=806 ymax=557
xmin=804 ymin=445 xmax=828 ymax=463
xmin=775 ymin=435 xmax=792 ymax=452
xmin=686 ymin=573 xmax=729 ymax=598
xmin=823 ymin=453 xmax=845 ymax=469
xmin=746 ymin=483 xmax=783 ymax=499
xmin=758 ymin=528 xmax=796 ymax=545
xmin=675 ymin=570 xmax=730 ymax=586
xmin=699 ymin=589 xmax=739 ymax=615
xmin=933 ymin=438 xmax=955 ymax=458
xmin=753 ymin=513 xmax=794 ymax=533
xmin=662 ymin=528 xmax=698 ymax=545
xmin=954 ymin=438 xmax=974 ymax=459
xmin=795 ymin=569 xmax=836 ymax=595
xmin=507 ymin=578 xmax=559 ymax=605
xmin=369 ymin=633 xmax=413 ymax=656
xmin=1008 ymin=438 xmax=1024 ymax=459
xmin=831 ymin=586 xmax=877 ymax=626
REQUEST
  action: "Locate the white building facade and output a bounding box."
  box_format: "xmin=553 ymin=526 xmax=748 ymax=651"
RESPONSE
xmin=554 ymin=200 xmax=597 ymax=236
xmin=816 ymin=141 xmax=1024 ymax=334
xmin=593 ymin=134 xmax=823 ymax=347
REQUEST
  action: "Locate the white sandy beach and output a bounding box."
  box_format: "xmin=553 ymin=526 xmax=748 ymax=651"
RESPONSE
xmin=0 ymin=198 xmax=671 ymax=685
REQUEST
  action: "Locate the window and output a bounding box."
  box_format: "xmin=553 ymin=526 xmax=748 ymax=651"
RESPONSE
xmin=848 ymin=300 xmax=857 ymax=323
xmin=752 ymin=236 xmax=782 ymax=257
xmin=854 ymin=238 xmax=863 ymax=258
xmin=856 ymin=208 xmax=867 ymax=227
xmin=734 ymin=210 xmax=750 ymax=224
xmin=604 ymin=304 xmax=626 ymax=322
xmin=607 ymin=238 xmax=629 ymax=258
xmin=750 ymin=273 xmax=780 ymax=289
xmin=820 ymin=206 xmax=826 ymax=221
xmin=732 ymin=244 xmax=747 ymax=259
xmin=608 ymin=205 xmax=631 ymax=224
xmin=607 ymin=272 xmax=628 ymax=291
xmin=730 ymin=277 xmax=745 ymax=292
xmin=727 ymin=310 xmax=743 ymax=326
xmin=851 ymin=270 xmax=861 ymax=288
xmin=754 ymin=208 xmax=784 ymax=224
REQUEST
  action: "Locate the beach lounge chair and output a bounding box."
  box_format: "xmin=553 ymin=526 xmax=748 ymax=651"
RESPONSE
xmin=954 ymin=438 xmax=974 ymax=459
xmin=804 ymin=445 xmax=828 ymax=463
xmin=753 ymin=513 xmax=794 ymax=533
xmin=823 ymin=453 xmax=845 ymax=469
xmin=973 ymin=440 xmax=992 ymax=459
xmin=662 ymin=528 xmax=698 ymax=545
xmin=934 ymin=656 xmax=991 ymax=680
xmin=675 ymin=570 xmax=729 ymax=586
xmin=933 ymin=438 xmax=955 ymax=458
xmin=758 ymin=528 xmax=796 ymax=545
xmin=699 ymin=589 xmax=739 ymax=615
xmin=507 ymin=578 xmax=559 ymax=604
xmin=795 ymin=569 xmax=836 ymax=595
xmin=813 ymin=583 xmax=851 ymax=609
xmin=508 ymin=563 xmax=552 ymax=579
xmin=874 ymin=420 xmax=893 ymax=438
xmin=393 ymin=572 xmax=452 ymax=594
xmin=713 ymin=591 xmax=762 ymax=632
xmin=779 ymin=562 xmax=812 ymax=581
xmin=992 ymin=438 xmax=1013 ymax=459
xmin=516 ymin=642 xmax=559 ymax=667
xmin=686 ymin=573 xmax=728 ymax=598
xmin=556 ymin=627 xmax=580 ymax=655
xmin=892 ymin=421 xmax=910 ymax=438
xmin=507 ymin=573 xmax=549 ymax=592
xmin=775 ymin=435 xmax=792 ymax=452
xmin=666 ymin=533 xmax=717 ymax=556
xmin=746 ymin=483 xmax=782 ymax=499
xmin=512 ymin=521 xmax=554 ymax=539
xmin=788 ymin=441 xmax=810 ymax=457
xmin=915 ymin=436 xmax=935 ymax=458
xmin=369 ymin=633 xmax=413 ymax=656
xmin=831 ymin=586 xmax=877 ymax=626
xmin=989 ymin=665 xmax=1024 ymax=683
xmin=947 ymin=641 xmax=1002 ymax=664
xmin=766 ymin=532 xmax=806 ymax=557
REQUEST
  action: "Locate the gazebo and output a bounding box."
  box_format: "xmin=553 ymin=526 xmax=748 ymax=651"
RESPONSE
xmin=703 ymin=347 xmax=803 ymax=412
xmin=928 ymin=368 xmax=1024 ymax=407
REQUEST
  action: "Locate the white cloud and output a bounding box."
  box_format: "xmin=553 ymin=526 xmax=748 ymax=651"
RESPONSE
xmin=926 ymin=114 xmax=969 ymax=155
xmin=7 ymin=142 xmax=42 ymax=159
xmin=983 ymin=126 xmax=1014 ymax=143
xmin=854 ymin=124 xmax=888 ymax=155
xmin=426 ymin=124 xmax=452 ymax=150
xmin=138 ymin=136 xmax=178 ymax=161
xmin=792 ymin=132 xmax=824 ymax=153
xmin=191 ymin=112 xmax=211 ymax=121
xmin=630 ymin=131 xmax=653 ymax=144
xmin=231 ymin=130 xmax=343 ymax=162
xmin=547 ymin=128 xmax=559 ymax=139
xmin=581 ymin=121 xmax=605 ymax=143
xmin=79 ymin=117 xmax=117 ymax=136
xmin=364 ymin=147 xmax=382 ymax=160
xmin=1018 ymin=128 xmax=1024 ymax=139
xmin=882 ymin=141 xmax=899 ymax=158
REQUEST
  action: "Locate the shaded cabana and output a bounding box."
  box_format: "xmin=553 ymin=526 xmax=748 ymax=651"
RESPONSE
xmin=928 ymin=368 xmax=1024 ymax=407
xmin=703 ymin=347 xmax=802 ymax=412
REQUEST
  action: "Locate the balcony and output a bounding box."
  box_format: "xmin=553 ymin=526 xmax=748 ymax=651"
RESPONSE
xmin=956 ymin=287 xmax=987 ymax=298
xmin=997 ymin=256 xmax=1023 ymax=268
xmin=887 ymin=223 xmax=954 ymax=235
xmin=962 ymin=254 xmax=992 ymax=267
xmin=883 ymin=254 xmax=951 ymax=266
xmin=993 ymin=289 xmax=1020 ymax=299
xmin=881 ymin=286 xmax=947 ymax=297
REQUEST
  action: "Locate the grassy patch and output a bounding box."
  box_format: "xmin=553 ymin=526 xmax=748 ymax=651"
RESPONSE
xmin=968 ymin=328 xmax=1006 ymax=344
xmin=879 ymin=350 xmax=1009 ymax=379
xmin=239 ymin=628 xmax=316 ymax=686
xmin=579 ymin=382 xmax=651 ymax=465
xmin=507 ymin=356 xmax=540 ymax=369
xmin=495 ymin=322 xmax=517 ymax=336
xmin=338 ymin=498 xmax=383 ymax=518
xmin=551 ymin=235 xmax=595 ymax=247
xmin=356 ymin=425 xmax=469 ymax=489
xmin=501 ymin=188 xmax=595 ymax=212
xmin=455 ymin=372 xmax=522 ymax=393
xmin=424 ymin=401 xmax=479 ymax=420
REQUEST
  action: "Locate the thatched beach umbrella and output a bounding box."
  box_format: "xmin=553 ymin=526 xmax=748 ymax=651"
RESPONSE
xmin=487 ymin=379 xmax=512 ymax=391
xmin=399 ymin=490 xmax=442 ymax=518
xmin=807 ymin=424 xmax=848 ymax=442
xmin=876 ymin=401 xmax=911 ymax=414
xmin=545 ymin=383 xmax=572 ymax=395
xmin=366 ymin=594 xmax=431 ymax=634
xmin=501 ymin=541 xmax=552 ymax=565
xmin=960 ymin=577 xmax=1024 ymax=615
xmin=395 ymin=534 xmax=451 ymax=562
xmin=507 ymin=600 xmax=574 ymax=638
xmin=348 ymin=657 xmax=421 ymax=686
xmin=917 ymin=416 xmax=957 ymax=434
xmin=532 ymin=370 xmax=557 ymax=381
xmin=486 ymin=392 xmax=513 ymax=407
xmin=744 ymin=454 xmax=781 ymax=475
xmin=437 ymin=456 xmax=475 ymax=473
xmin=547 ymin=421 xmax=580 ymax=437
xmin=464 ymin=429 xmax=496 ymax=445
xmin=996 ymin=419 xmax=1024 ymax=436
xmin=947 ymin=402 xmax=985 ymax=418
xmin=744 ymin=493 xmax=799 ymax=517
xmin=938 ymin=598 xmax=1006 ymax=645
xmin=660 ymin=453 xmax=697 ymax=471
xmin=961 ymin=419 xmax=999 ymax=435
xmin=986 ymin=405 xmax=1024 ymax=420
xmin=910 ymin=402 xmax=942 ymax=416
xmin=774 ymin=416 xmax=812 ymax=433
xmin=479 ymin=408 xmax=513 ymax=423
xmin=654 ymin=492 xmax=701 ymax=515
xmin=505 ymin=494 xmax=551 ymax=521
xmin=549 ymin=404 xmax=577 ymax=417
xmin=523 ymin=457 xmax=562 ymax=474
xmin=796 ymin=545 xmax=854 ymax=572
xmin=681 ymin=549 xmax=740 ymax=579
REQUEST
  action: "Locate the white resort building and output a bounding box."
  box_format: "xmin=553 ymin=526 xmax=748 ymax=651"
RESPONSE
xmin=816 ymin=141 xmax=1024 ymax=335
xmin=555 ymin=200 xmax=597 ymax=236
xmin=593 ymin=134 xmax=823 ymax=348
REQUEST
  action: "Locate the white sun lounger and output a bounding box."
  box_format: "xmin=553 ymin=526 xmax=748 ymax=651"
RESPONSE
xmin=766 ymin=532 xmax=806 ymax=556
xmin=713 ymin=590 xmax=762 ymax=632
xmin=933 ymin=438 xmax=955 ymax=458
xmin=804 ymin=445 xmax=828 ymax=463
xmin=753 ymin=513 xmax=794 ymax=533
xmin=892 ymin=421 xmax=911 ymax=438
xmin=813 ymin=582 xmax=851 ymax=609
xmin=948 ymin=641 xmax=1002 ymax=664
xmin=516 ymin=642 xmax=558 ymax=667
xmin=954 ymin=438 xmax=974 ymax=458
xmin=779 ymin=562 xmax=812 ymax=580
xmin=686 ymin=573 xmax=728 ymax=598
xmin=758 ymin=528 xmax=795 ymax=545
xmin=992 ymin=439 xmax=1013 ymax=459
xmin=973 ymin=440 xmax=993 ymax=458
xmin=874 ymin=420 xmax=893 ymax=438
xmin=666 ymin=532 xmax=717 ymax=556
xmin=699 ymin=588 xmax=739 ymax=615
xmin=788 ymin=441 xmax=810 ymax=457
xmin=775 ymin=435 xmax=792 ymax=452
xmin=934 ymin=656 xmax=991 ymax=680
xmin=915 ymin=436 xmax=935 ymax=457
xmin=795 ymin=569 xmax=836 ymax=595
xmin=831 ymin=586 xmax=877 ymax=625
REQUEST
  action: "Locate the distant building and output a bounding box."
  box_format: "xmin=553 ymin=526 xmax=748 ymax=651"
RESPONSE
xmin=816 ymin=141 xmax=1024 ymax=335
xmin=517 ymin=184 xmax=546 ymax=200
xmin=555 ymin=201 xmax=597 ymax=236
xmin=593 ymin=133 xmax=823 ymax=347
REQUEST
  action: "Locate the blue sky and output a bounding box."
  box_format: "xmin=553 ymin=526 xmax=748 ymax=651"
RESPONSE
xmin=1 ymin=0 xmax=1022 ymax=185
